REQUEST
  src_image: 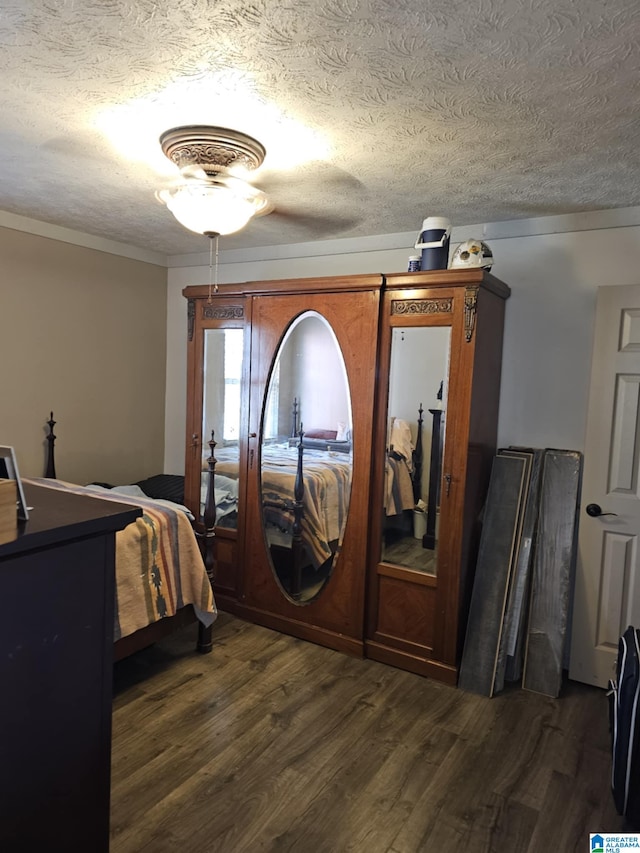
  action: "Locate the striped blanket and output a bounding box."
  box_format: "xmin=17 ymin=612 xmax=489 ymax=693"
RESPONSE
xmin=209 ymin=444 xmax=352 ymax=568
xmin=25 ymin=479 xmax=216 ymax=641
xmin=260 ymin=445 xmax=352 ymax=569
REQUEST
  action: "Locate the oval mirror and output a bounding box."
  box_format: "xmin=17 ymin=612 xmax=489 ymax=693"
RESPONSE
xmin=260 ymin=311 xmax=353 ymax=603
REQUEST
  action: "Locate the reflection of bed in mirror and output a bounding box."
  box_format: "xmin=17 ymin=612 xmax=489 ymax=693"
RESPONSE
xmin=266 ymin=398 xmax=352 ymax=601
xmin=199 ymin=431 xmax=351 ymax=535
xmin=203 ymin=398 xmax=353 ymax=602
xmin=382 ymin=404 xmax=442 ymax=575
xmin=261 ymin=437 xmax=352 ymax=601
xmin=201 ymin=446 xmax=241 ymax=530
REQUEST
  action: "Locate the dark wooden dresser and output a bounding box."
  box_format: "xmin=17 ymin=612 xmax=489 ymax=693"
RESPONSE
xmin=0 ymin=482 xmax=140 ymax=853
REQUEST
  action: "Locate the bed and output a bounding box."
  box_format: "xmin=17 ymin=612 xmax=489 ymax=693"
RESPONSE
xmin=202 ymin=447 xmax=241 ymax=531
xmin=261 ymin=440 xmax=352 ymax=566
xmin=39 ymin=415 xmax=217 ymax=661
xmin=207 ymin=434 xmax=351 ymax=532
xmin=200 ymin=395 xmax=353 ymax=601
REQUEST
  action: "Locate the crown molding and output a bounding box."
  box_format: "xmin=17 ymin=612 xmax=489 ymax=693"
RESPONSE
xmin=2 ymin=205 xmax=640 ymax=270
xmin=0 ymin=210 xmax=168 ymax=266
xmin=167 ymin=206 xmax=640 ymax=268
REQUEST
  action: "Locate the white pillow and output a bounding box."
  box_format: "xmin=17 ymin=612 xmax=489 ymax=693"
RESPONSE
xmin=336 ymin=421 xmax=350 ymax=441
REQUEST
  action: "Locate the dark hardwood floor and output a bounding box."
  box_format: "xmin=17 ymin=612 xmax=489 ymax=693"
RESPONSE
xmin=382 ymin=533 xmax=437 ymax=574
xmin=110 ymin=612 xmax=628 ymax=852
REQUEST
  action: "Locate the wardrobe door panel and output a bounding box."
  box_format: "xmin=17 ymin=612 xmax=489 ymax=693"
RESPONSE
xmin=183 ymin=294 xmax=251 ymax=604
xmin=242 ymin=289 xmax=379 ymax=648
xmin=375 ymin=574 xmax=437 ymax=649
xmin=366 ymin=271 xmax=510 ymax=682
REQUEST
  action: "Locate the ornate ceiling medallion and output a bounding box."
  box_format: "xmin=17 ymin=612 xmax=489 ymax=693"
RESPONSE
xmin=159 ymin=125 xmax=266 ymax=176
xmin=157 ymin=125 xmax=270 ymax=236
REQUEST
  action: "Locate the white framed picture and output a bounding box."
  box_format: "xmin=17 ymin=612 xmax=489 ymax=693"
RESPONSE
xmin=0 ymin=446 xmax=29 ymax=521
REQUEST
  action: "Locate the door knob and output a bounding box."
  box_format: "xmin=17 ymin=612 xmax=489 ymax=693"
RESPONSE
xmin=586 ymin=503 xmax=618 ymax=517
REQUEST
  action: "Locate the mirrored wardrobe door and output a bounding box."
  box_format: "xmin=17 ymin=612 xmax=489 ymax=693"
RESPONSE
xmin=382 ymin=325 xmax=452 ymax=574
xmin=183 ymin=293 xmax=251 ymax=605
xmin=242 ymin=284 xmax=381 ymax=649
xmin=259 ymin=310 xmax=353 ymax=603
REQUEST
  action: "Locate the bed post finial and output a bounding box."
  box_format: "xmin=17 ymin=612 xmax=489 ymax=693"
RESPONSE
xmin=45 ymin=411 xmax=57 ymax=478
xmin=289 ymin=423 xmax=305 ymax=600
xmin=199 ymin=431 xmax=217 ymax=578
xmin=196 ymin=430 xmax=217 ymax=655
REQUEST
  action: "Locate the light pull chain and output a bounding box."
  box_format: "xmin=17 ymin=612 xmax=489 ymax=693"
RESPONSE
xmin=207 ymin=233 xmax=220 ymax=303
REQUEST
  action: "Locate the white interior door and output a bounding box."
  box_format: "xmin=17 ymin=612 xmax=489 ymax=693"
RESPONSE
xmin=570 ymin=284 xmax=640 ymax=688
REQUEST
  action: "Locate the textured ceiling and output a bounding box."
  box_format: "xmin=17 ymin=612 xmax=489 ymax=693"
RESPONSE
xmin=0 ymin=0 xmax=638 ymax=256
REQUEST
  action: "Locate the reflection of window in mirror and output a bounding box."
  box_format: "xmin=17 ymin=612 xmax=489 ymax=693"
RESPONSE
xmin=201 ymin=328 xmax=244 ymax=529
xmin=203 ymin=328 xmax=244 ymax=449
xmin=264 ymin=362 xmax=280 ymax=440
xmin=264 ymin=313 xmax=351 ymax=441
xmin=223 ymin=329 xmax=243 ymax=443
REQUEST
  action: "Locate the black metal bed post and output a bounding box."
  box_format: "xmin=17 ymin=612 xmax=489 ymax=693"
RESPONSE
xmin=290 ymin=397 xmax=299 ymax=438
xmin=45 ymin=412 xmax=57 ymax=478
xmin=412 ymin=403 xmax=424 ymax=505
xmin=424 ymin=407 xmax=443 ymax=550
xmin=290 ymin=423 xmax=305 ymax=600
xmin=197 ymin=430 xmax=217 ymax=653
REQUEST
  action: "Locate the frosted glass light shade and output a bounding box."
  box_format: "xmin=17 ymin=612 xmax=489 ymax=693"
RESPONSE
xmin=159 ymin=182 xmax=264 ymax=236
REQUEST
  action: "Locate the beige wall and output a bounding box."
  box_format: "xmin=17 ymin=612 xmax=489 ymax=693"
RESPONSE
xmin=0 ymin=227 xmax=167 ymax=485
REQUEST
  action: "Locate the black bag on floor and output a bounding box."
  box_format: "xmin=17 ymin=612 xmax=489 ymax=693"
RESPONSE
xmin=608 ymin=625 xmax=640 ymax=826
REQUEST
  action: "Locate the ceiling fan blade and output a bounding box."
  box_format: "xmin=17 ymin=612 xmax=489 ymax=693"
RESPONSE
xmin=268 ymin=205 xmax=363 ymax=235
xmin=256 ymin=163 xmax=364 ymax=194
xmin=179 ymin=164 xmax=209 ymax=181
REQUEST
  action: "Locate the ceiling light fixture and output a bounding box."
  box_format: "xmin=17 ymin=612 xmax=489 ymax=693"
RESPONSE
xmin=156 ymin=125 xmax=270 ymax=236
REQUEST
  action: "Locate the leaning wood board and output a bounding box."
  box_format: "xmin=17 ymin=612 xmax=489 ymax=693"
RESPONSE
xmin=522 ymin=449 xmax=582 ymax=698
xmin=494 ymin=448 xmax=544 ymax=692
xmin=458 ymin=453 xmax=528 ymax=696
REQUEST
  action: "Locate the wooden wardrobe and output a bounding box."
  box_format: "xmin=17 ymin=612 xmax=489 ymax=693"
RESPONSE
xmin=183 ymin=268 xmax=510 ymax=683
